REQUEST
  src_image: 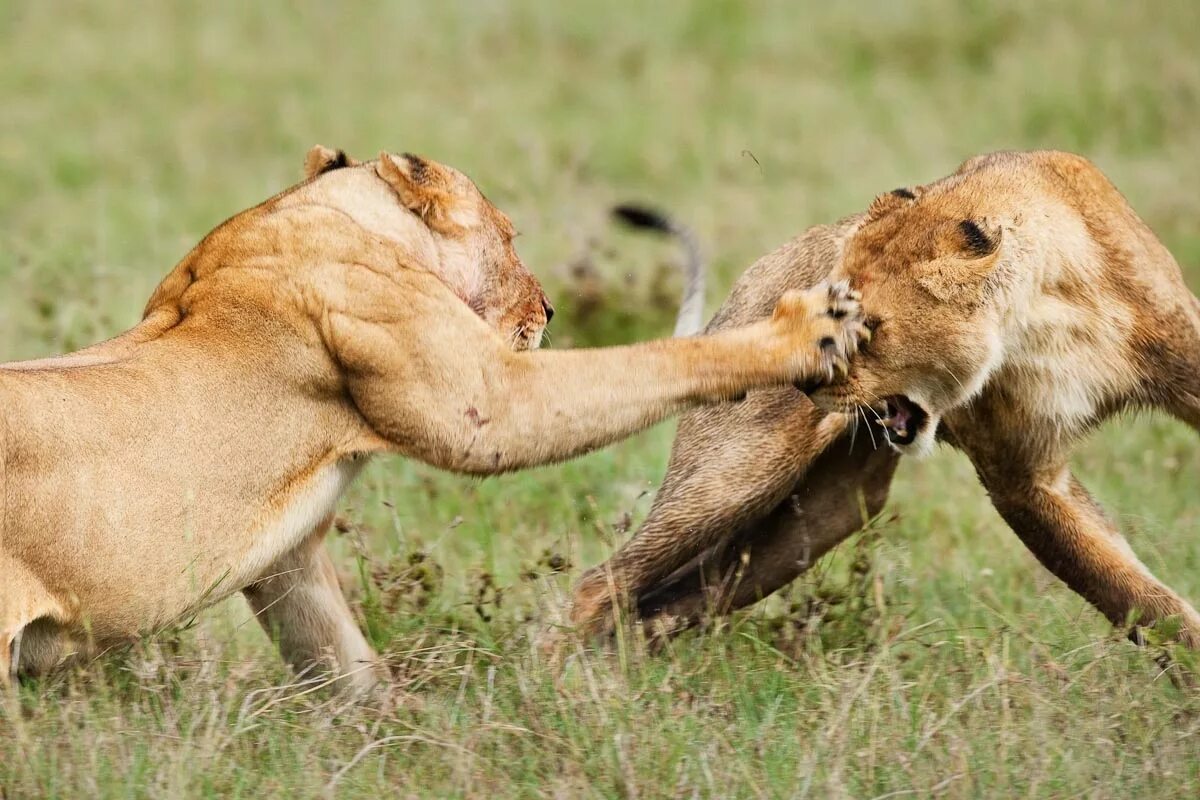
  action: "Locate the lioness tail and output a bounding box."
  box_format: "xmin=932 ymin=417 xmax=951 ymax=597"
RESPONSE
xmin=611 ymin=204 xmax=706 ymax=337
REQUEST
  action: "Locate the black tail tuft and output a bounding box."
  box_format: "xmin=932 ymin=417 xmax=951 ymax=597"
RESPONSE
xmin=609 ymin=201 xmax=706 ymax=337
xmin=611 ymin=204 xmax=674 ymax=235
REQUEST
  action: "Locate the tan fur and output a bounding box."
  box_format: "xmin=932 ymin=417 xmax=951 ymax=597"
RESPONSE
xmin=571 ymin=151 xmax=1200 ymax=650
xmin=0 ymin=146 xmax=868 ymax=690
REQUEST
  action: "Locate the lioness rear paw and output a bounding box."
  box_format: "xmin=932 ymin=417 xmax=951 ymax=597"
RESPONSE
xmin=772 ymin=281 xmax=868 ymax=391
xmin=568 ymin=573 xmax=620 ymax=639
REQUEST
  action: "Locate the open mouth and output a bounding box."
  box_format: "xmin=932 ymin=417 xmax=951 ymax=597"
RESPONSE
xmin=872 ymin=395 xmax=929 ymax=446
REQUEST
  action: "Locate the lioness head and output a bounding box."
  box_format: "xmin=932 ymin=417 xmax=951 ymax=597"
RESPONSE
xmin=812 ymin=159 xmax=1022 ymax=456
xmin=301 ymin=145 xmax=553 ymax=350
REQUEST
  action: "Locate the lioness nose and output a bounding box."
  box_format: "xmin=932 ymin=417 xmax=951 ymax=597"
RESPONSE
xmin=541 ymin=297 xmax=555 ymax=323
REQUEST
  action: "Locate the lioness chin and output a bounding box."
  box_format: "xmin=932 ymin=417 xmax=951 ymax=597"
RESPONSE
xmin=0 ymin=145 xmax=867 ymax=692
xmin=571 ymin=150 xmax=1200 ymax=653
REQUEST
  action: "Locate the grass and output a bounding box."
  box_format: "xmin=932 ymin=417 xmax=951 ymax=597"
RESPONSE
xmin=3 ymin=0 xmax=1200 ymax=797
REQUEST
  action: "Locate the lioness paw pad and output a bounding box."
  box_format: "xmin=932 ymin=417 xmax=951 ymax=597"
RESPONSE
xmin=824 ymin=280 xmax=862 ymax=322
xmin=771 ymin=281 xmax=868 ymax=392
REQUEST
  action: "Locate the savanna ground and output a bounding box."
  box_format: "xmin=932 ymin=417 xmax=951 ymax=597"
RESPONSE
xmin=3 ymin=1 xmax=1200 ymax=797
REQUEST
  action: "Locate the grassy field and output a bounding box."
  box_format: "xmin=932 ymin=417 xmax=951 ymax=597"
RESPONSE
xmin=4 ymin=1 xmax=1200 ymax=797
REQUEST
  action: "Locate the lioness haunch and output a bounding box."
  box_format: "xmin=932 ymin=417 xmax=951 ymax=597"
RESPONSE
xmin=0 ymin=146 xmax=868 ymax=691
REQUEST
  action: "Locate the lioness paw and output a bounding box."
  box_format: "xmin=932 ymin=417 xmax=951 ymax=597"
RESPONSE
xmin=771 ymin=281 xmax=868 ymax=392
xmin=567 ymin=573 xmax=618 ymax=638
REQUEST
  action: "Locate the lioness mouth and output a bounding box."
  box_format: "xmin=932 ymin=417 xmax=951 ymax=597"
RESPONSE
xmin=874 ymin=395 xmax=928 ymax=446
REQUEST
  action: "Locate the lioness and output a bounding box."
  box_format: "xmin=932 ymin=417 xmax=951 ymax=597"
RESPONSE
xmin=571 ymin=150 xmax=1200 ymax=650
xmin=0 ymin=146 xmax=867 ymax=690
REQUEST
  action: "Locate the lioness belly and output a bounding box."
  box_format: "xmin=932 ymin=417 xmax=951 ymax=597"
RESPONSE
xmin=6 ymin=457 xmax=364 ymax=643
xmin=229 ymin=458 xmax=365 ymax=592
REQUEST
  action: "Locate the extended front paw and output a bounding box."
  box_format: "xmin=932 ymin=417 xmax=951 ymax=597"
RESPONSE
xmin=771 ymin=280 xmax=869 ymax=392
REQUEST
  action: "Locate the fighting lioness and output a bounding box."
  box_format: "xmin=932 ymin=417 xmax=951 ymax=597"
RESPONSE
xmin=0 ymin=146 xmax=867 ymax=690
xmin=572 ymin=150 xmax=1200 ymax=650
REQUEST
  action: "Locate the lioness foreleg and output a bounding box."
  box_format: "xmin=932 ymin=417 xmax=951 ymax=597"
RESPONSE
xmin=984 ymin=465 xmax=1200 ymax=646
xmin=327 ymin=277 xmax=866 ymax=476
xmin=243 ymin=523 xmax=383 ymax=693
xmin=569 ymin=394 xmax=849 ymax=637
xmin=636 ymin=430 xmax=899 ymax=635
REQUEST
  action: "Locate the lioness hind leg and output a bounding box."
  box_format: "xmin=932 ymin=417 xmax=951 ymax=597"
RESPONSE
xmin=1 ymin=556 xmax=66 ymax=686
xmin=569 ymin=391 xmax=849 ymax=637
xmin=244 ymin=526 xmax=384 ymax=694
xmin=637 ymin=431 xmax=899 ymax=635
xmin=1 ymin=630 xmax=13 ymax=688
xmin=985 ymin=466 xmax=1200 ymax=647
xmin=11 ymin=618 xmax=74 ymax=677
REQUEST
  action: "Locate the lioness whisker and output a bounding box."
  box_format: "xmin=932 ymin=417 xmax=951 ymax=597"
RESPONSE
xmin=858 ymin=405 xmax=879 ymax=451
xmin=942 ymin=365 xmax=977 ymax=419
xmin=859 ymin=389 xmax=889 ymax=426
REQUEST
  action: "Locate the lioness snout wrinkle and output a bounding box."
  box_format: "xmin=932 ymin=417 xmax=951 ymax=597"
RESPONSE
xmin=0 ymin=145 xmax=867 ymax=691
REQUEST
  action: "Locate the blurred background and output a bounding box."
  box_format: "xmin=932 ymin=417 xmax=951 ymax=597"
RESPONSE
xmin=3 ymin=2 xmax=1200 ymax=797
xmin=6 ymin=1 xmax=1200 ymax=354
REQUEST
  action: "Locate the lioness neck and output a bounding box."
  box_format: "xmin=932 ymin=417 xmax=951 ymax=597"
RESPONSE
xmin=964 ymin=163 xmax=1200 ymax=453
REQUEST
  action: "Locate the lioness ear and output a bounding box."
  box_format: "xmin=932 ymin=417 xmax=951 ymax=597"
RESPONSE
xmin=304 ymin=145 xmax=357 ymax=179
xmin=957 ymin=219 xmax=1001 ymax=258
xmin=375 ymin=151 xmax=460 ymax=233
xmin=867 ymin=187 xmax=919 ymax=220
xmin=918 ymin=219 xmax=1003 ymax=303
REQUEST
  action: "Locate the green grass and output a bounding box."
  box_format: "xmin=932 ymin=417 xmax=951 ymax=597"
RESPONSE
xmin=4 ymin=1 xmax=1200 ymax=797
